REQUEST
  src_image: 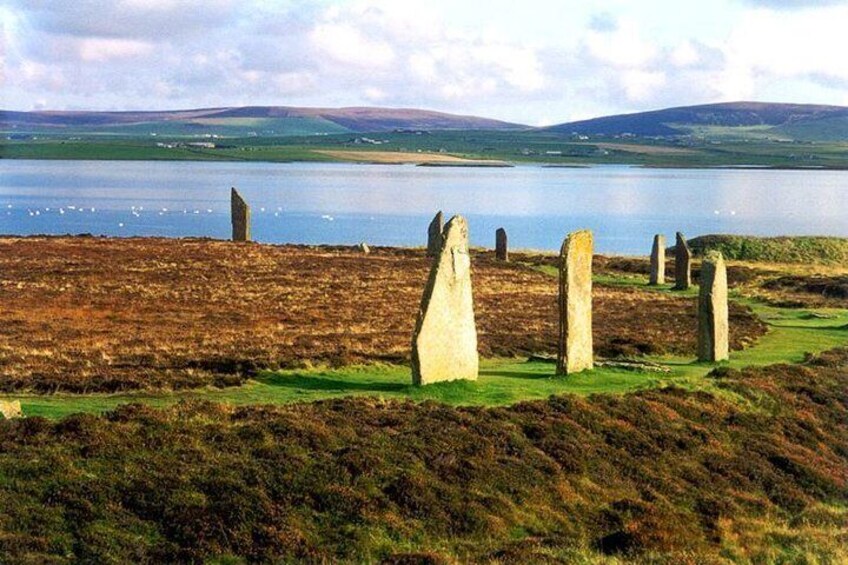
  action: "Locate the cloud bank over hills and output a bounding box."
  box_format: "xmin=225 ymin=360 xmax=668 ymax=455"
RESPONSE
xmin=2 ymin=0 xmax=848 ymax=125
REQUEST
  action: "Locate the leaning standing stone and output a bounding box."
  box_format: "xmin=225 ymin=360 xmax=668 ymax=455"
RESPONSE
xmin=557 ymin=230 xmax=594 ymax=375
xmin=426 ymin=211 xmax=444 ymax=257
xmin=698 ymin=250 xmax=729 ymax=362
xmin=412 ymin=215 xmax=479 ymax=385
xmin=674 ymin=232 xmax=692 ymax=290
xmin=0 ymin=399 xmax=22 ymax=419
xmin=649 ymin=234 xmax=666 ymax=285
xmin=495 ymin=227 xmax=508 ymax=261
xmin=231 ymin=187 xmax=251 ymax=242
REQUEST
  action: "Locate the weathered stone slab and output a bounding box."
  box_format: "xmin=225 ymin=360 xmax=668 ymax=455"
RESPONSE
xmin=231 ymin=187 xmax=251 ymax=242
xmin=698 ymin=250 xmax=729 ymax=362
xmin=557 ymin=230 xmax=594 ymax=375
xmin=649 ymin=234 xmax=666 ymax=285
xmin=357 ymin=242 xmax=371 ymax=254
xmin=412 ymin=215 xmax=479 ymax=385
xmin=674 ymin=232 xmax=692 ymax=290
xmin=0 ymin=399 xmax=22 ymax=419
xmin=426 ymin=211 xmax=444 ymax=257
xmin=495 ymin=228 xmax=508 ymax=261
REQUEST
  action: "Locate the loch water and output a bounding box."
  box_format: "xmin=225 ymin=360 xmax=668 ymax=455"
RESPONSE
xmin=1 ymin=159 xmax=846 ymax=255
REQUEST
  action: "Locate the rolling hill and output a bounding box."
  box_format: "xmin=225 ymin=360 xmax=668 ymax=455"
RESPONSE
xmin=544 ymin=101 xmax=848 ymax=140
xmin=0 ymin=106 xmax=527 ymax=137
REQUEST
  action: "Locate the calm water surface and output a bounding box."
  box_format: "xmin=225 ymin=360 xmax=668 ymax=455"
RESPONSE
xmin=1 ymin=160 xmax=846 ymax=254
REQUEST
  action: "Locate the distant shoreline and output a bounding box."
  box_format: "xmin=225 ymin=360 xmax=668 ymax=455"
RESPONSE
xmin=4 ymin=154 xmax=848 ymax=171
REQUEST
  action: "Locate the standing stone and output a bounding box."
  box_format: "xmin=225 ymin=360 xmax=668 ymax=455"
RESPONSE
xmin=557 ymin=230 xmax=594 ymax=375
xmin=674 ymin=232 xmax=692 ymax=290
xmin=412 ymin=215 xmax=478 ymax=385
xmin=0 ymin=400 xmax=22 ymax=419
xmin=649 ymin=234 xmax=666 ymax=285
xmin=698 ymin=251 xmax=729 ymax=362
xmin=426 ymin=211 xmax=444 ymax=257
xmin=231 ymin=187 xmax=251 ymax=242
xmin=357 ymin=242 xmax=371 ymax=254
xmin=495 ymin=227 xmax=508 ymax=261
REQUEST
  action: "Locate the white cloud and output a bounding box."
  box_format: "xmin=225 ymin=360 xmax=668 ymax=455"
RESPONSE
xmin=272 ymin=72 xmax=316 ymax=94
xmin=725 ymin=7 xmax=848 ymax=80
xmin=310 ymin=22 xmax=395 ymax=68
xmin=77 ymin=38 xmax=153 ymax=62
xmin=584 ymin=19 xmax=657 ymax=68
xmin=470 ymin=43 xmax=545 ymax=92
xmin=20 ymin=0 xmax=238 ymax=39
xmin=363 ymin=87 xmax=387 ymax=101
xmin=712 ymin=63 xmax=756 ymax=101
xmin=707 ymin=5 xmax=848 ymax=103
xmin=737 ymin=0 xmax=845 ymax=10
xmin=2 ymin=0 xmax=848 ymax=123
xmin=408 ymin=53 xmax=438 ymax=82
xmin=670 ymin=41 xmax=700 ymax=67
xmin=621 ymin=70 xmax=667 ymax=102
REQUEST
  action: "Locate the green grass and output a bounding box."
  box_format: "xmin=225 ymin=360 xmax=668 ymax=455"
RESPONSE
xmin=12 ymin=297 xmax=848 ymax=419
xmin=0 ymin=140 xmax=339 ymax=162
xmin=5 ymin=128 xmax=848 ymax=168
xmin=774 ymin=115 xmax=848 ymax=141
xmin=10 ymin=360 xmax=677 ymax=419
xmin=688 ymin=234 xmax=848 ymax=265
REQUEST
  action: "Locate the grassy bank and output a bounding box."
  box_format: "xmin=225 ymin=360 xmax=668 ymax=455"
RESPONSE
xmin=688 ymin=234 xmax=848 ymax=265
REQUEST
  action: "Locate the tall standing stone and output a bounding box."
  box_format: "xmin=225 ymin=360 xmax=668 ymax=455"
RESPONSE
xmin=674 ymin=232 xmax=692 ymax=290
xmin=231 ymin=187 xmax=251 ymax=242
xmin=495 ymin=227 xmax=508 ymax=261
xmin=0 ymin=399 xmax=22 ymax=419
xmin=412 ymin=215 xmax=478 ymax=385
xmin=649 ymin=234 xmax=666 ymax=285
xmin=698 ymin=251 xmax=729 ymax=362
xmin=557 ymin=230 xmax=594 ymax=375
xmin=426 ymin=211 xmax=444 ymax=257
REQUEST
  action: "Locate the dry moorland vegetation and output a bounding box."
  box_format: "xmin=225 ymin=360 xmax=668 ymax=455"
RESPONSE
xmin=0 ymin=348 xmax=845 ymax=563
xmin=0 ymin=237 xmax=767 ymax=393
xmin=0 ymin=235 xmax=846 ymax=564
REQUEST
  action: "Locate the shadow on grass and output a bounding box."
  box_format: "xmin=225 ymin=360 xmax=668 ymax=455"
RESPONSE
xmin=258 ymin=372 xmax=409 ymax=393
xmin=479 ymin=365 xmax=556 ymax=380
xmin=768 ymin=321 xmax=848 ymax=330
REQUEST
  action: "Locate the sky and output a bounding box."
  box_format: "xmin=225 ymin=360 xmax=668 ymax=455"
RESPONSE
xmin=2 ymin=0 xmax=848 ymax=125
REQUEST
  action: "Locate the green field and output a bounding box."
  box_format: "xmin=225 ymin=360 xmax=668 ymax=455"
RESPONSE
xmin=687 ymin=234 xmax=848 ymax=264
xmin=5 ymin=128 xmax=848 ymax=168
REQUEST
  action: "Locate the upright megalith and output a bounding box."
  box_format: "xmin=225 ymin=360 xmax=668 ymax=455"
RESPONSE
xmin=557 ymin=230 xmax=594 ymax=375
xmin=495 ymin=227 xmax=508 ymax=261
xmin=426 ymin=211 xmax=444 ymax=257
xmin=698 ymin=251 xmax=729 ymax=362
xmin=412 ymin=215 xmax=479 ymax=385
xmin=0 ymin=400 xmax=22 ymax=419
xmin=674 ymin=232 xmax=692 ymax=290
xmin=649 ymin=234 xmax=666 ymax=285
xmin=231 ymin=187 xmax=251 ymax=242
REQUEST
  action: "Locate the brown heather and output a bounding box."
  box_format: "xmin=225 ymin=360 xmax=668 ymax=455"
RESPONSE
xmin=0 ymin=237 xmax=766 ymax=393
